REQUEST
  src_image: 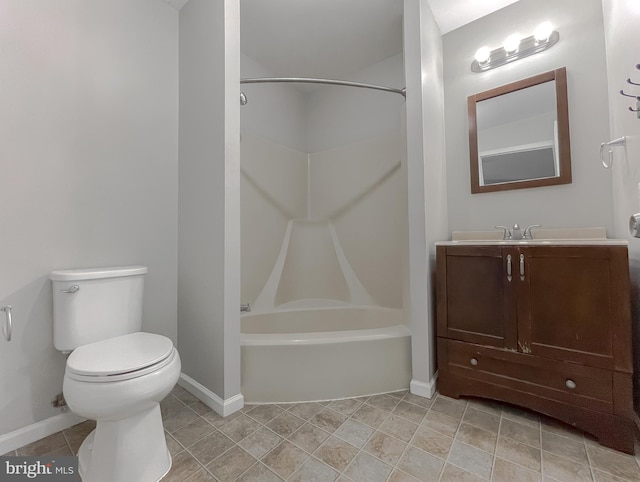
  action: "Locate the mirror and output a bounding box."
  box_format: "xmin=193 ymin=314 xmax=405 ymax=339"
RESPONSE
xmin=468 ymin=67 xmax=572 ymax=193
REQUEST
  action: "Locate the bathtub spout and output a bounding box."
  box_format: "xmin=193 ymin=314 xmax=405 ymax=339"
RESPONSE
xmin=241 ymin=303 xmax=251 ymax=313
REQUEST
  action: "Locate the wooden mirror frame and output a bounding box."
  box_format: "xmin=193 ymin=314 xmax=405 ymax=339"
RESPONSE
xmin=468 ymin=67 xmax=572 ymax=194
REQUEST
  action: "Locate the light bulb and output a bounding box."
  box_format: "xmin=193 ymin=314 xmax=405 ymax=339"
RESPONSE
xmin=503 ymin=34 xmax=521 ymax=54
xmin=475 ymin=46 xmax=491 ymax=64
xmin=534 ymin=22 xmax=553 ymax=43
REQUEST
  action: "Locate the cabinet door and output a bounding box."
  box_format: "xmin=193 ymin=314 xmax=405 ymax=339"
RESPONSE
xmin=516 ymin=246 xmax=632 ymax=371
xmin=437 ymin=245 xmax=517 ymax=349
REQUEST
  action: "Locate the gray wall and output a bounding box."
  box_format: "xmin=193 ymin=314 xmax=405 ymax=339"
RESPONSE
xmin=306 ymin=54 xmax=405 ymax=153
xmin=240 ymin=54 xmax=308 ymax=153
xmin=404 ymin=0 xmax=447 ymax=394
xmin=601 ymin=0 xmax=640 ymax=407
xmin=178 ymin=0 xmax=241 ymax=401
xmin=0 ymin=0 xmax=178 ymax=435
xmin=444 ymin=0 xmax=613 ymax=234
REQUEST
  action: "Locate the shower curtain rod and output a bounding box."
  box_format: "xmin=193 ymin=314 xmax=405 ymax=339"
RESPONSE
xmin=240 ymin=77 xmax=406 ymax=98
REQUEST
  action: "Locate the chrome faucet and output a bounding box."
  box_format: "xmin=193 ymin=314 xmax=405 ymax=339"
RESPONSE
xmin=512 ymin=224 xmax=523 ymax=240
xmin=523 ymin=224 xmax=542 ymax=239
xmin=240 ymin=303 xmax=251 ymax=313
xmin=495 ymin=225 xmax=512 ymax=240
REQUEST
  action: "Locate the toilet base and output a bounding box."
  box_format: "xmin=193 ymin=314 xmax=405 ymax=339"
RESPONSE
xmin=77 ymin=404 xmax=172 ymax=482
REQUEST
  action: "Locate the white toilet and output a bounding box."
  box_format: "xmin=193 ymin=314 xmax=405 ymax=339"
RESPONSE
xmin=50 ymin=266 xmax=181 ymax=482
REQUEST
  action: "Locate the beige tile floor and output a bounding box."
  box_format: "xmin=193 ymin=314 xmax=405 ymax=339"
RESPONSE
xmin=5 ymin=386 xmax=640 ymax=482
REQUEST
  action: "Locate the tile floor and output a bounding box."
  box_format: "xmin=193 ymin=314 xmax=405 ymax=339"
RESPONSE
xmin=5 ymin=386 xmax=640 ymax=482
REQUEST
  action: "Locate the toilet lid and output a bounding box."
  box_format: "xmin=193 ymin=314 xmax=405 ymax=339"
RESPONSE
xmin=66 ymin=332 xmax=174 ymax=377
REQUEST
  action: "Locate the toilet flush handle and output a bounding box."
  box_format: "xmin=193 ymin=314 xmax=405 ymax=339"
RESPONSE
xmin=60 ymin=285 xmax=80 ymax=293
xmin=1 ymin=305 xmax=12 ymax=342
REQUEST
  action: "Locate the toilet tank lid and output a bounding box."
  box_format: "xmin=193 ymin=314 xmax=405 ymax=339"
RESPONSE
xmin=49 ymin=265 xmax=148 ymax=281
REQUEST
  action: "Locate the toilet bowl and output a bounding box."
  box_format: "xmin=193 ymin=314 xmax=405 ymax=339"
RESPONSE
xmin=50 ymin=266 xmax=182 ymax=482
xmin=64 ymin=332 xmax=181 ymax=482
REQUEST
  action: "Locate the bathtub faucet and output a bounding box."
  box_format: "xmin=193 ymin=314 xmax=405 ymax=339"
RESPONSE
xmin=240 ymin=303 xmax=251 ymax=313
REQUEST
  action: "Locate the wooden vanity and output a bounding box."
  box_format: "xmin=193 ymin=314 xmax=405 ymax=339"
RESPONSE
xmin=435 ymin=240 xmax=635 ymax=454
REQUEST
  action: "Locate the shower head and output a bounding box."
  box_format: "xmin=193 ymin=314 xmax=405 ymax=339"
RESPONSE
xmin=240 ymin=91 xmax=248 ymax=105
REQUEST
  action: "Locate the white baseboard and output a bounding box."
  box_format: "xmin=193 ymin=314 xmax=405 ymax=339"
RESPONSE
xmin=410 ymin=372 xmax=438 ymax=399
xmin=0 ymin=373 xmax=244 ymax=455
xmin=178 ymin=373 xmax=244 ymax=417
xmin=0 ymin=411 xmax=85 ymax=455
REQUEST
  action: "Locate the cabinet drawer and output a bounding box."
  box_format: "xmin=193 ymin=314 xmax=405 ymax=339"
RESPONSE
xmin=441 ymin=339 xmax=614 ymax=412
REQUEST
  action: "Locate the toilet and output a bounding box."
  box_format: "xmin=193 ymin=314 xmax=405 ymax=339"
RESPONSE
xmin=50 ymin=266 xmax=181 ymax=482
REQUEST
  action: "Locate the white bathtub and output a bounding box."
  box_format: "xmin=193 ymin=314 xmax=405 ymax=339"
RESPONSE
xmin=240 ymin=307 xmax=412 ymax=403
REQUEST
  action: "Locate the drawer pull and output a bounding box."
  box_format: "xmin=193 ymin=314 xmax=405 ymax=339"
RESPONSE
xmin=565 ymin=379 xmax=577 ymax=390
xmin=506 ymin=255 xmax=512 ymax=282
xmin=470 ymin=358 xmax=478 ymax=366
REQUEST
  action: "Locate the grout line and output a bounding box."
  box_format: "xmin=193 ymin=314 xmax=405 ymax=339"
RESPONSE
xmin=60 ymin=430 xmax=74 ymax=456
xmin=332 ymin=392 xmax=412 ymax=481
xmin=538 ymin=412 xmax=544 ymax=480
xmin=337 ymin=422 xmax=394 ymax=482
xmin=583 ymin=443 xmax=633 ymax=481
xmin=241 ymin=411 xmax=322 ymax=481
xmin=487 ymin=407 xmax=502 ymax=481
xmin=584 ymin=444 xmax=597 ymax=482
xmin=498 ymin=421 xmax=543 ymax=451
xmin=540 ymin=447 xmax=593 ymax=470
xmin=494 ymin=411 xmax=615 ymax=480
xmin=493 ymin=413 xmax=546 ymax=477
xmin=177 ymin=419 xmax=252 ymax=480
xmin=433 ymin=394 xmax=466 ymax=481
xmin=444 ymin=444 xmax=492 ymax=481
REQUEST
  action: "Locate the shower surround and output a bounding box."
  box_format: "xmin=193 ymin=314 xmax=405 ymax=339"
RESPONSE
xmin=240 ymin=57 xmax=409 ymax=402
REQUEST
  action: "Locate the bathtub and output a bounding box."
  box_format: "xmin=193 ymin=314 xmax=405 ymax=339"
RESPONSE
xmin=240 ymin=306 xmax=411 ymax=403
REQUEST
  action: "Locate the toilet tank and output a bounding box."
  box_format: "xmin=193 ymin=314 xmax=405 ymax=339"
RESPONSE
xmin=50 ymin=266 xmax=148 ymax=352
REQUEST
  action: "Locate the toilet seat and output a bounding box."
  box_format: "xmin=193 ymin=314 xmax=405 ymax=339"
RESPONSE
xmin=66 ymin=332 xmax=175 ymax=383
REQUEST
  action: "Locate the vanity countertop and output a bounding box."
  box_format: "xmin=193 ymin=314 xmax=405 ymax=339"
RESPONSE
xmin=442 ymin=227 xmax=627 ymax=246
xmin=436 ymin=239 xmax=628 ymax=246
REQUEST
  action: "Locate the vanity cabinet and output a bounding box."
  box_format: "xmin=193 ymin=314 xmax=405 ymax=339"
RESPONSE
xmin=436 ymin=243 xmax=634 ymax=454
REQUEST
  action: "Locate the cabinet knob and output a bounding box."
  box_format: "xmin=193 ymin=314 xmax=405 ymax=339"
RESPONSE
xmin=470 ymin=358 xmax=478 ymax=366
xmin=565 ymin=379 xmax=576 ymax=390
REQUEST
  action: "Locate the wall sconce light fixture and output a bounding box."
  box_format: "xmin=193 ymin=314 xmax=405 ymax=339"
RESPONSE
xmin=471 ymin=22 xmax=559 ymax=73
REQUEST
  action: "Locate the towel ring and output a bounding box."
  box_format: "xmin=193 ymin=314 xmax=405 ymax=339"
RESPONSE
xmin=600 ymin=136 xmax=626 ymax=169
xmin=600 ymin=143 xmax=613 ymax=168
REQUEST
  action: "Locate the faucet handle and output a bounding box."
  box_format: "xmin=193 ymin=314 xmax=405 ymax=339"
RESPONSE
xmin=495 ymin=225 xmax=512 ymax=240
xmin=523 ymin=224 xmax=542 ymax=239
